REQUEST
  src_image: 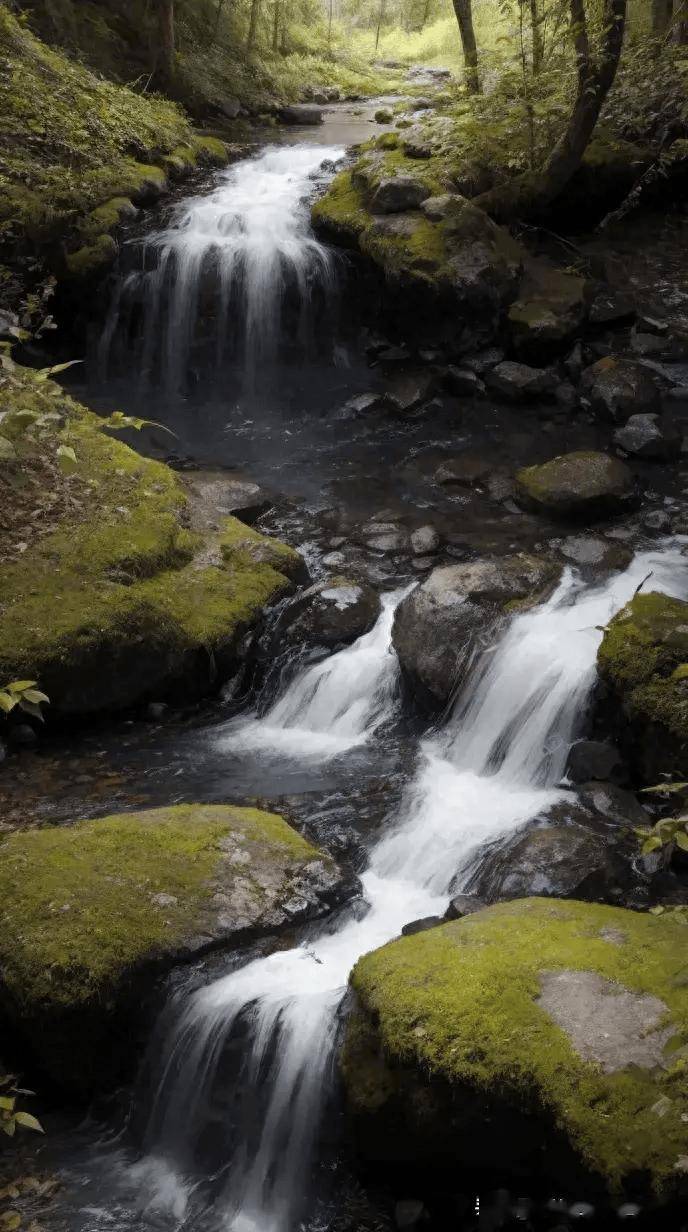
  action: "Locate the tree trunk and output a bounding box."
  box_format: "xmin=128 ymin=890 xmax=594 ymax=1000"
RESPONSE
xmin=475 ymin=0 xmax=626 ymax=220
xmin=652 ymin=0 xmax=673 ymax=35
xmin=213 ymin=0 xmax=228 ymax=41
xmin=530 ymin=0 xmax=544 ymax=73
xmin=451 ymin=0 xmax=480 ymax=93
xmin=247 ymin=0 xmax=261 ymax=48
xmin=154 ymin=0 xmax=175 ymax=86
xmin=374 ymin=0 xmax=386 ymax=52
xmin=273 ymin=0 xmax=280 ymax=50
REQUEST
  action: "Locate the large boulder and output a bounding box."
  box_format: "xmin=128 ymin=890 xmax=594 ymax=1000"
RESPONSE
xmin=597 ymin=592 xmax=688 ymax=783
xmin=275 ymin=576 xmax=381 ymax=652
xmin=392 ymin=555 xmax=559 ymax=711
xmin=370 ymin=176 xmax=431 ymax=214
xmin=0 ymin=368 xmax=302 ymax=719
xmin=280 ymin=104 xmax=323 ymax=125
xmin=343 ymin=898 xmax=688 ymax=1201
xmin=581 ymin=357 xmax=661 ymax=423
xmin=515 ymin=451 xmax=636 ymax=522
xmin=0 ymin=805 xmax=352 ymax=1097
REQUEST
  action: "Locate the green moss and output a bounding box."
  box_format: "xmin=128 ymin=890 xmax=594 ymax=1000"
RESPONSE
xmin=311 ymin=170 xmax=370 ymax=246
xmin=191 ymin=135 xmax=230 ymax=165
xmin=376 ymin=132 xmax=400 ymax=151
xmin=0 ymin=367 xmax=298 ymax=714
xmin=0 ymin=804 xmax=320 ymax=1011
xmin=348 ymin=898 xmax=688 ymax=1195
xmin=161 ymin=144 xmax=199 ymax=177
xmin=64 ymin=233 xmax=118 ymax=278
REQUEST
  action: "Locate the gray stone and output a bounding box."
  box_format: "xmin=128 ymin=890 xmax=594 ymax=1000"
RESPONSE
xmin=420 ymin=193 xmax=454 ymax=221
xmin=370 ymin=175 xmax=432 ymax=214
xmin=516 ymin=452 xmax=636 ymax=522
xmin=566 ymin=740 xmax=626 ymax=785
xmin=383 ymin=369 xmax=435 ymax=413
xmin=280 ymin=104 xmax=323 ymax=125
xmin=537 ymin=970 xmax=672 ymax=1073
xmin=467 ymin=824 xmax=634 ymax=905
xmin=588 ymin=291 xmax=636 ymax=327
xmin=463 ymin=347 xmax=504 ymax=376
xmin=555 ymin=381 xmax=579 ymax=411
xmin=614 ymin=413 xmax=682 ymax=460
xmin=340 ymin=392 xmax=385 ymax=416
xmin=401 ymin=916 xmax=442 ymax=936
xmin=278 ymin=576 xmax=380 ymax=650
xmin=559 ymin=535 xmax=632 ymax=571
xmin=366 ymin=531 xmax=408 ymax=553
xmin=435 ymin=454 xmax=491 ymax=487
xmin=410 ymin=525 xmax=440 ymax=555
xmin=444 ymin=893 xmax=486 ymax=920
xmin=486 ymin=360 xmax=557 ymax=402
xmin=392 ymin=554 xmax=559 ymax=711
xmin=643 ymin=508 xmax=672 ymax=533
xmin=581 ymin=357 xmax=661 ymax=423
xmin=219 ymin=97 xmax=241 ymax=119
xmin=443 ymin=365 xmax=486 ymax=396
xmin=145 ymin=702 xmax=168 ymax=721
xmin=578 ymin=781 xmax=650 ymax=828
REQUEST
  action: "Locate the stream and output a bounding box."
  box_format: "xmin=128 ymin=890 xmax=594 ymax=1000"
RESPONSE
xmin=8 ymin=101 xmax=688 ymax=1232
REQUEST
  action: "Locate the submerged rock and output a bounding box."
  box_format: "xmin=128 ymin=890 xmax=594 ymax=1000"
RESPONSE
xmin=343 ymin=898 xmax=688 ymax=1201
xmin=515 ymin=451 xmax=636 ymax=522
xmin=597 ymin=592 xmax=688 ymax=782
xmin=392 ymin=554 xmax=559 ymax=711
xmin=0 ymin=805 xmax=353 ymax=1096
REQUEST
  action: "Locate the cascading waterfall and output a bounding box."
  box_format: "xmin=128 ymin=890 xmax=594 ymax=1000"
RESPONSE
xmin=131 ymin=546 xmax=688 ymax=1232
xmin=98 ymin=145 xmax=344 ymax=392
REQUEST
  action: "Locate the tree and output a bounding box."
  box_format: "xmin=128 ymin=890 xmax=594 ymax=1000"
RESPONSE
xmin=530 ymin=0 xmax=544 ymax=73
xmin=452 ymin=0 xmax=481 ymax=93
xmin=247 ymin=0 xmax=262 ymax=47
xmin=154 ymin=0 xmax=176 ymax=86
xmin=652 ymin=0 xmax=673 ymax=36
xmin=476 ymin=0 xmax=627 ymax=219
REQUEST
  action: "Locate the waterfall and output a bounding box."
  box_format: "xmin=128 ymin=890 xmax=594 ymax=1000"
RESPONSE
xmin=129 ymin=546 xmax=688 ymax=1232
xmin=98 ymin=145 xmax=344 ymax=392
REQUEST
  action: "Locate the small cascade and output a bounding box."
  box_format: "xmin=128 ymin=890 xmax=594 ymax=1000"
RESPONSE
xmin=132 ymin=546 xmax=688 ymax=1232
xmin=98 ymin=144 xmax=345 ymax=393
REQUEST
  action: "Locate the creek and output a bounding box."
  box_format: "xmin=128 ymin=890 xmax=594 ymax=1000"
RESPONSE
xmin=7 ymin=100 xmax=688 ymax=1232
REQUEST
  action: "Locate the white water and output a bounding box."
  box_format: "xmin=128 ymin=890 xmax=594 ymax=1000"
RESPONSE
xmin=135 ymin=546 xmax=688 ymax=1232
xmin=99 ymin=144 xmax=344 ymax=390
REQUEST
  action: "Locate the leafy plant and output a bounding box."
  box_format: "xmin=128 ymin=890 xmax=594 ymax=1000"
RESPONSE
xmin=0 ymin=682 xmax=49 ymax=723
xmin=635 ymin=813 xmax=688 ymax=855
xmin=0 ymin=1076 xmax=43 ymax=1139
xmin=99 ymin=411 xmax=174 ymax=435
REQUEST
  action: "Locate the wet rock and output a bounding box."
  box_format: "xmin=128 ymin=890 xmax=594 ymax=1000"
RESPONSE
xmin=555 ymin=381 xmax=578 ymax=411
xmin=370 ymin=175 xmax=432 ymax=214
xmin=564 ymin=341 xmax=585 ymax=382
xmin=145 ymin=701 xmax=168 ymax=721
xmin=444 ymin=893 xmax=486 ymax=920
xmin=184 ymin=471 xmax=271 ymax=526
xmin=566 ymin=740 xmax=626 ymax=785
xmin=403 ymin=135 xmax=434 ymax=160
xmin=435 ymin=454 xmax=491 ymax=487
xmin=279 ymin=576 xmax=381 ymax=651
xmin=613 ymin=413 xmax=682 ymax=460
xmin=466 ymin=823 xmax=635 ymax=905
xmin=515 ymin=451 xmax=636 ymax=522
xmin=280 ymin=104 xmax=323 ymax=125
xmin=578 ymin=781 xmax=650 ymax=829
xmin=443 ymin=365 xmax=485 ymax=397
xmin=7 ymin=723 xmax=37 ymax=748
xmin=581 ymin=357 xmax=661 ymax=423
xmin=410 ymin=525 xmax=440 ymax=555
xmin=463 ymin=347 xmax=505 ymax=376
xmin=343 ymin=899 xmax=688 ymax=1199
xmin=597 ymin=592 xmax=688 ymax=782
xmin=0 ymin=804 xmax=353 ymax=1096
xmin=401 ymin=916 xmax=442 ymax=936
xmin=412 ymin=555 xmax=435 ymax=571
xmin=508 ymin=263 xmax=589 ymax=358
xmin=340 ymin=392 xmax=386 ymax=416
xmin=392 ymin=554 xmax=559 ymax=711
xmin=486 ymin=361 xmax=557 ymax=402
xmin=366 ymin=531 xmax=408 ymax=554
xmin=558 ymin=534 xmax=632 ymax=572
xmin=588 ymin=290 xmax=636 ymax=328
xmin=383 ymin=369 xmax=435 ymax=413
xmin=643 ymin=508 xmax=672 ymax=533
xmin=0 ymin=309 xmax=20 ymax=341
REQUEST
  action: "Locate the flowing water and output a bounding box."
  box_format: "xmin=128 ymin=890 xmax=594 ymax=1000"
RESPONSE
xmin=23 ymin=109 xmax=688 ymax=1232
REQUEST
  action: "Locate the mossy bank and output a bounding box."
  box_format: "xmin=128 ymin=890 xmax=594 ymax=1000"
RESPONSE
xmin=0 ymin=366 xmax=302 ymax=718
xmin=343 ymin=898 xmax=688 ymax=1203
xmin=0 ymin=803 xmax=353 ymax=1094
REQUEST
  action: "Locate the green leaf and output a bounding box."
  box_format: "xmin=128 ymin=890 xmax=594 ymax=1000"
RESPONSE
xmin=642 ymin=836 xmax=664 ymax=854
xmin=676 ymin=831 xmax=688 ymax=853
xmin=56 ymin=444 xmax=77 ymax=473
xmin=0 ymin=1118 xmax=16 ymax=1137
xmin=21 ymin=689 xmax=49 ymax=705
xmin=641 ymin=782 xmax=688 ymax=795
xmin=18 ymin=700 xmax=45 ymax=722
xmin=6 ymin=681 xmax=37 ymax=693
xmin=36 ymin=359 xmax=83 ymax=382
xmin=0 ymin=1095 xmax=16 ymax=1111
xmin=0 ymin=692 xmax=17 ymax=714
xmin=13 ymin=1111 xmax=44 ymax=1134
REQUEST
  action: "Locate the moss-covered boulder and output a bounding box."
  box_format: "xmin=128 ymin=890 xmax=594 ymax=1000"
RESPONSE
xmin=392 ymin=555 xmax=559 ymax=711
xmin=597 ymin=593 xmax=688 ymax=783
xmin=0 ymin=368 xmax=301 ymax=718
xmin=516 ymin=451 xmax=636 ymax=522
xmin=0 ymin=804 xmax=352 ymax=1095
xmin=343 ymin=898 xmax=688 ymax=1202
xmin=507 ymin=260 xmax=590 ymax=360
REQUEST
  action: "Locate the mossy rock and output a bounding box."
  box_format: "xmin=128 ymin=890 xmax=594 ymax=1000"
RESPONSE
xmin=344 ymin=898 xmax=688 ymax=1201
xmin=0 ymin=368 xmax=301 ymax=717
xmin=64 ymin=232 xmax=118 ymax=280
xmin=508 ymin=260 xmax=590 ymax=359
xmin=516 ymin=451 xmax=636 ymax=523
xmin=0 ymin=804 xmax=352 ymax=1095
xmin=597 ymin=593 xmax=688 ymax=782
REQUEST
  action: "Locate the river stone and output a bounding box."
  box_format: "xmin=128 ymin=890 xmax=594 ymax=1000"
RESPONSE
xmin=588 ymin=289 xmax=636 ymax=328
xmin=581 ymin=357 xmax=661 ymax=423
xmin=434 ymin=453 xmax=491 ymax=487
xmin=392 ymin=554 xmax=559 ymax=711
xmin=444 ymin=893 xmax=486 ymax=920
xmin=465 ymin=823 xmax=634 ymax=906
xmin=566 ymin=740 xmax=626 ymax=785
xmin=0 ymin=805 xmax=353 ymax=1097
xmin=558 ymin=534 xmax=632 ymax=572
xmin=343 ymin=898 xmax=688 ymax=1199
xmin=280 ymin=104 xmax=323 ymax=125
xmin=507 ymin=263 xmax=588 ymax=359
xmin=613 ymin=413 xmax=682 ymax=460
xmin=597 ymin=592 xmax=688 ymax=783
xmin=443 ymin=365 xmax=485 ymax=397
xmin=486 ymin=360 xmax=557 ymax=402
xmin=515 ymin=451 xmax=636 ymax=522
xmin=382 ymin=369 xmax=435 ymax=412
xmin=278 ymin=576 xmax=380 ymax=651
xmin=410 ymin=525 xmax=440 ymax=555
xmin=370 ymin=175 xmax=432 ymax=214
xmin=577 ymin=781 xmax=650 ymax=828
